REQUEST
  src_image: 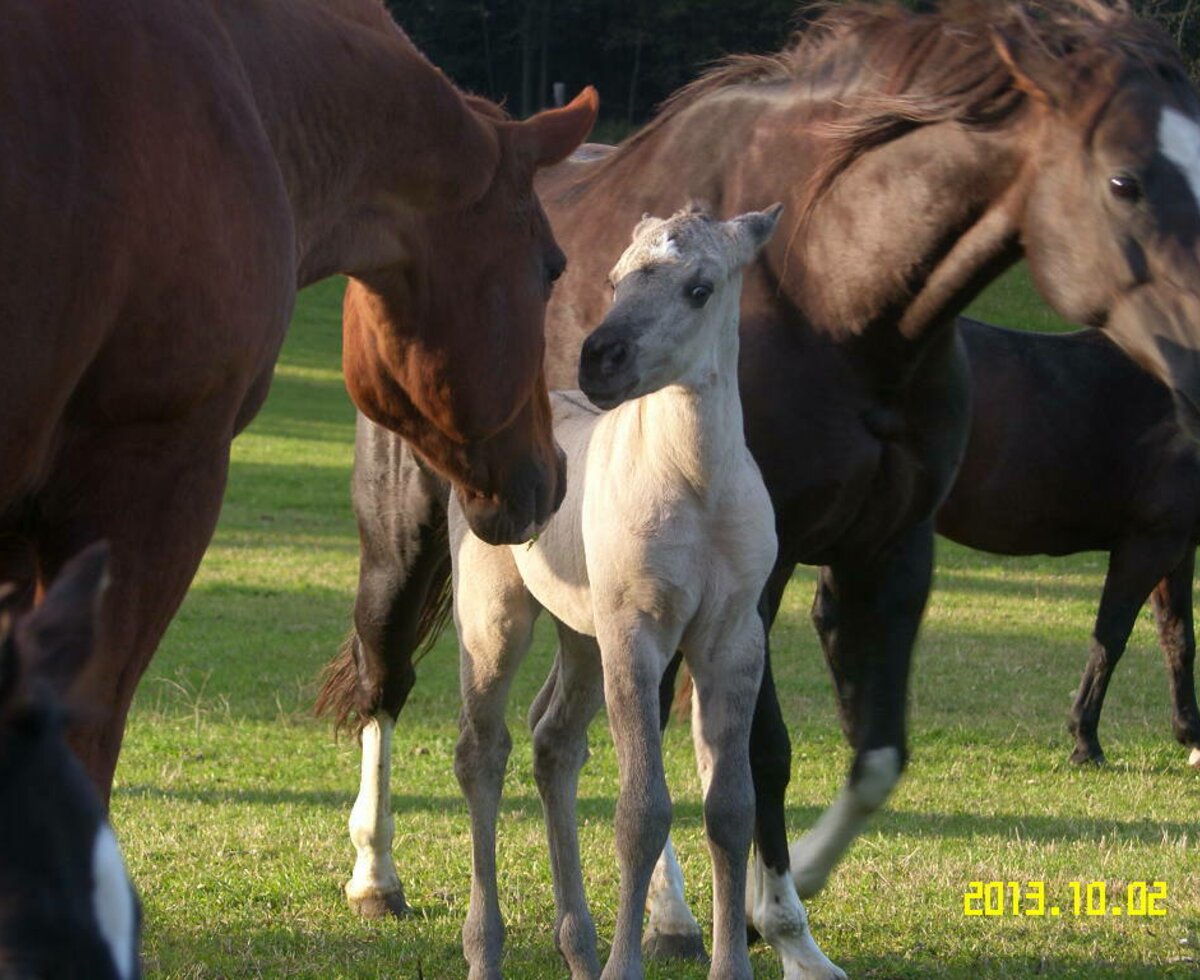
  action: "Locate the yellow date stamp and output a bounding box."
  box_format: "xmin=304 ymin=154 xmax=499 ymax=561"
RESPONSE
xmin=963 ymin=880 xmax=1168 ymax=917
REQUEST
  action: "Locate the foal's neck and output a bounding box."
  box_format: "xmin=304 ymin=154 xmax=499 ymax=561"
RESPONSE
xmin=629 ymin=298 xmax=746 ymax=498
xmin=216 ymin=0 xmax=493 ymax=286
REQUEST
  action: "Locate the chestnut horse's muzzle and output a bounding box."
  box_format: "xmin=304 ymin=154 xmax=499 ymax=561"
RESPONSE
xmin=456 ymin=440 xmax=567 ymax=545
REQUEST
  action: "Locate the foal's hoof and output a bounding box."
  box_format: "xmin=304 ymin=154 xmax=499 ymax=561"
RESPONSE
xmin=642 ymin=928 xmax=708 ymax=962
xmin=347 ymin=886 xmax=411 ymax=919
xmin=1188 ymin=746 xmax=1200 ymax=769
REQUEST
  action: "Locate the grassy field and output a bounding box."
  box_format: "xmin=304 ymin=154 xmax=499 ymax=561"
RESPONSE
xmin=114 ymin=267 xmax=1199 ymax=978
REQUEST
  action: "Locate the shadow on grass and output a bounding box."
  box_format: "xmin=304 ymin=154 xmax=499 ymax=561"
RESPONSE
xmin=113 ymin=783 xmax=1194 ymax=847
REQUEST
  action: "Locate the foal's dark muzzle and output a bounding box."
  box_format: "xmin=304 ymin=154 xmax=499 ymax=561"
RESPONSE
xmin=579 ymin=327 xmax=638 ymax=409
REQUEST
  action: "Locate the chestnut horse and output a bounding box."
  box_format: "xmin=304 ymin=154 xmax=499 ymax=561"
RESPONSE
xmin=0 ymin=0 xmax=596 ymax=800
xmin=319 ymin=0 xmax=1200 ymax=943
xmin=935 ymin=316 xmax=1200 ymax=768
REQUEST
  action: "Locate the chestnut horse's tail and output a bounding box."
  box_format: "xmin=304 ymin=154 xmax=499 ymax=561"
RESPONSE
xmin=314 ymin=557 xmax=454 ymax=739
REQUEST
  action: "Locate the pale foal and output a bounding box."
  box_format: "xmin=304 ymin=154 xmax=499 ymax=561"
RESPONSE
xmin=450 ymin=203 xmax=842 ymax=980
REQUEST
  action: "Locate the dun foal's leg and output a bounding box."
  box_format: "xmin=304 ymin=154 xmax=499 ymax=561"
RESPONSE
xmin=792 ymin=522 xmax=933 ymax=898
xmin=530 ymin=624 xmax=606 ymax=979
xmin=335 ymin=432 xmax=450 ymax=917
xmin=598 ymin=619 xmax=675 ymax=980
xmin=453 ymin=532 xmax=539 ymax=980
xmin=1150 ymin=550 xmax=1200 ymax=767
xmin=1069 ymin=537 xmax=1182 ymax=765
xmin=644 ymin=649 xmax=707 ymax=962
xmin=687 ymin=618 xmax=762 ymax=980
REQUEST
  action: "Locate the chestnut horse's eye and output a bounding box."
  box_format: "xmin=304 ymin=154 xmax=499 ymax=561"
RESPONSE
xmin=545 ymin=248 xmax=567 ymax=293
xmin=1108 ymin=173 xmax=1142 ymax=203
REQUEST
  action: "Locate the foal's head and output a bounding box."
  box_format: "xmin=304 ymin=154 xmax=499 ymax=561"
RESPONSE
xmin=343 ymin=89 xmax=598 ymax=545
xmin=579 ymin=203 xmax=782 ymax=408
xmin=0 ymin=543 xmax=140 ymax=979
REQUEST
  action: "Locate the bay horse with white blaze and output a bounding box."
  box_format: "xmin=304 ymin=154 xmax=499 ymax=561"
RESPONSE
xmin=450 ymin=204 xmax=842 ymax=980
xmin=934 ymin=316 xmax=1200 ymax=768
xmin=0 ymin=543 xmax=141 ymax=980
xmin=319 ymin=0 xmax=1200 ymax=951
xmin=0 ymin=0 xmax=596 ymax=799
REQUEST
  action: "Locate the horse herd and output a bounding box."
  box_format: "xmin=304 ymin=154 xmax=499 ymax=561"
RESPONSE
xmin=3 ymin=0 xmax=1200 ymax=977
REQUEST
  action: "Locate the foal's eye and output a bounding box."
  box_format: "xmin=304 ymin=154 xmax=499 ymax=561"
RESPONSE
xmin=1108 ymin=173 xmax=1142 ymax=203
xmin=686 ymin=282 xmax=713 ymax=308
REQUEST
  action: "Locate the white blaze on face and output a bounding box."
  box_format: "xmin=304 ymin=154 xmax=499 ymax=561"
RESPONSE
xmin=646 ymin=232 xmax=680 ymax=263
xmin=1159 ymin=107 xmax=1200 ymax=209
xmin=91 ymin=823 xmax=137 ymax=980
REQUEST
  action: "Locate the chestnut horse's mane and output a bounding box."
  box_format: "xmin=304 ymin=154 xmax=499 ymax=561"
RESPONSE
xmin=584 ymin=1 xmax=1188 ymax=218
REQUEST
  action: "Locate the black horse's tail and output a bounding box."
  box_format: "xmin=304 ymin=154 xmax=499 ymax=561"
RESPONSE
xmin=314 ymin=552 xmax=453 ymax=739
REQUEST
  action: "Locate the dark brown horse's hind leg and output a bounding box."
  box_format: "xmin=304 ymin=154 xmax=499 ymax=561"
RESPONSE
xmin=1149 ymin=549 xmax=1200 ymax=766
xmin=811 ymin=565 xmax=860 ymax=744
xmin=38 ymin=431 xmax=231 ymax=803
xmin=792 ymin=522 xmax=932 ymax=898
xmin=1068 ymin=537 xmax=1184 ymax=765
xmin=316 ymin=425 xmax=450 ymax=918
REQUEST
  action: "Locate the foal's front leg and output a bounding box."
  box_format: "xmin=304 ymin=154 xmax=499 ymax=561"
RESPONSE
xmin=530 ymin=624 xmax=606 ymax=979
xmin=597 ymin=618 xmax=676 ymax=980
xmin=686 ymin=617 xmax=761 ymax=980
xmin=452 ymin=532 xmax=539 ymax=980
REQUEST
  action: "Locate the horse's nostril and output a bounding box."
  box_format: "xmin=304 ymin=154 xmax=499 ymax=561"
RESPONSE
xmin=602 ymin=340 xmax=629 ymax=375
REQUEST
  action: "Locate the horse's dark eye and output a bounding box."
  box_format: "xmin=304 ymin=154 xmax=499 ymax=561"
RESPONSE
xmin=1108 ymin=174 xmax=1142 ymax=203
xmin=687 ymin=282 xmax=713 ymax=308
xmin=544 ymin=248 xmax=567 ymax=294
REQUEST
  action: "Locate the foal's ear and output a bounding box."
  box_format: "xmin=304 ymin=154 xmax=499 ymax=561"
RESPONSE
xmin=729 ymin=203 xmax=784 ymax=266
xmin=991 ymin=28 xmax=1069 ymax=111
xmin=519 ymin=86 xmax=600 ymax=169
xmin=13 ymin=542 xmax=109 ymax=700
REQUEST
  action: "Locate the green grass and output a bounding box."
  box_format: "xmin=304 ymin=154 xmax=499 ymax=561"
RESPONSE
xmin=113 ymin=270 xmax=1198 ymax=978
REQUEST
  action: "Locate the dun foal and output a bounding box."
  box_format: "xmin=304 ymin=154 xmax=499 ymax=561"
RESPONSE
xmin=449 ymin=205 xmax=841 ymax=980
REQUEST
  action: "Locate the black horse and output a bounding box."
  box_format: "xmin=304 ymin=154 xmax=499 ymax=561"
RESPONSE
xmin=318 ymin=1 xmax=1200 ymax=933
xmin=932 ymin=317 xmax=1200 ymax=767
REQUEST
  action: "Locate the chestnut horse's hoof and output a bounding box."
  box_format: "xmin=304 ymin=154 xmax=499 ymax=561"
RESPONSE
xmin=347 ymin=886 xmax=411 ymax=919
xmin=1188 ymin=746 xmax=1200 ymax=769
xmin=642 ymin=928 xmax=708 ymax=962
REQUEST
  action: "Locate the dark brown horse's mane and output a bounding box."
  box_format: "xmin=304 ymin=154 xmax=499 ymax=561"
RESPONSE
xmin=584 ymin=1 xmax=1188 ymax=218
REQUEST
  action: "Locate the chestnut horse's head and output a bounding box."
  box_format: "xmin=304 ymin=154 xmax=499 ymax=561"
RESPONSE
xmin=1001 ymin=8 xmax=1200 ymax=436
xmin=343 ymin=89 xmax=598 ymax=544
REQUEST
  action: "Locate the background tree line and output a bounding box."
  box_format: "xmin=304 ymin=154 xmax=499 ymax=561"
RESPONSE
xmin=386 ymin=0 xmax=1198 ymax=127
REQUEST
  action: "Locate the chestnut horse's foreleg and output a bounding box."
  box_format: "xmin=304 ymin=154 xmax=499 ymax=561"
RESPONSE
xmin=1068 ymin=537 xmax=1184 ymax=765
xmin=791 ymin=521 xmax=933 ymax=898
xmin=530 ymin=623 xmax=605 ymax=980
xmin=452 ymin=524 xmax=539 ymax=980
xmin=36 ymin=430 xmax=231 ymax=802
xmin=1150 ymin=549 xmax=1200 ymax=767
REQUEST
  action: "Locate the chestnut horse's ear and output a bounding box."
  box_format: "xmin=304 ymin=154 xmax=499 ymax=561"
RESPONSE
xmin=521 ymin=86 xmax=600 ymax=169
xmin=992 ymin=28 xmax=1067 ymax=111
xmin=13 ymin=541 xmax=109 ymax=701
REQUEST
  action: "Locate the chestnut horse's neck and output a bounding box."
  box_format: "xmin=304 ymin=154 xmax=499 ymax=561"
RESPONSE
xmin=212 ymin=0 xmax=497 ymax=286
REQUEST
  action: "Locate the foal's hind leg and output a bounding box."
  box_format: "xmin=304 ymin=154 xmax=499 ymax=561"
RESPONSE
xmin=792 ymin=522 xmax=932 ymax=898
xmin=530 ymin=623 xmax=605 ymax=979
xmin=452 ymin=527 xmax=539 ymax=980
xmin=1069 ymin=537 xmax=1182 ymax=765
xmin=643 ymin=651 xmax=708 ymax=963
xmin=1149 ymin=549 xmax=1200 ymax=767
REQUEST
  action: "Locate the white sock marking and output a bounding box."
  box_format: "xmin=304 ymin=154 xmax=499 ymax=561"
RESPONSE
xmin=1159 ymin=107 xmax=1200 ymax=210
xmin=91 ymin=823 xmax=137 ymax=980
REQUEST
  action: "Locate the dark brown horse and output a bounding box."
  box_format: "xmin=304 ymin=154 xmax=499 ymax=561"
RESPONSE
xmin=934 ymin=316 xmax=1200 ymax=768
xmin=319 ymin=0 xmax=1200 ymax=953
xmin=0 ymin=543 xmax=141 ymax=979
xmin=0 ymin=0 xmax=596 ymax=800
